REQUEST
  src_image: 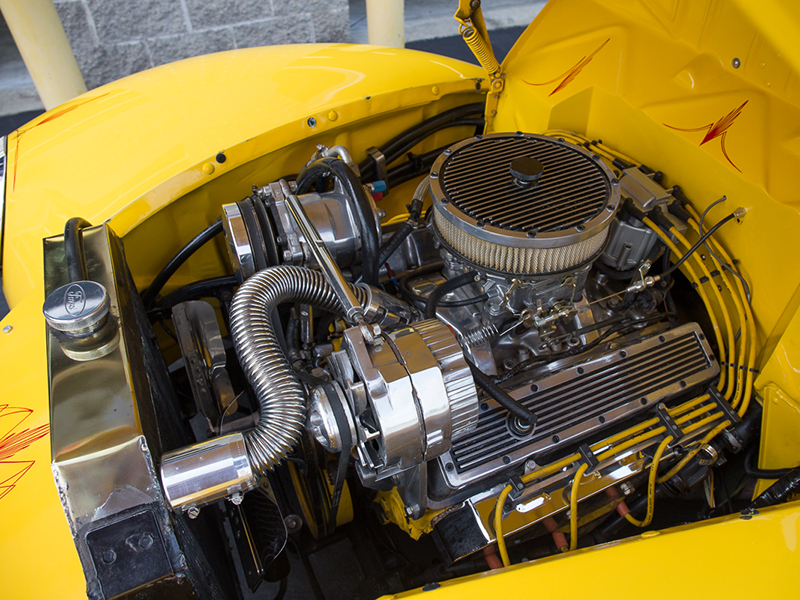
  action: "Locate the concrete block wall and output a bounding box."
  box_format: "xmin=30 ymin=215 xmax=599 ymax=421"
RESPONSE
xmin=54 ymin=0 xmax=350 ymax=89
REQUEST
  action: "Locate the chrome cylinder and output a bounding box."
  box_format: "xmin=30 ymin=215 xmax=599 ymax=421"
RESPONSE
xmin=357 ymin=283 xmax=412 ymax=330
xmin=160 ymin=432 xmax=257 ymax=511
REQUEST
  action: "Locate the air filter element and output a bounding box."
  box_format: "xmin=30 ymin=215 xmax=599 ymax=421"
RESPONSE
xmin=430 ymin=133 xmax=620 ymax=276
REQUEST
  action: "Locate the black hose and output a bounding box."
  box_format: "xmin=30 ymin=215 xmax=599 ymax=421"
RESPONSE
xmin=378 ymin=112 xmax=483 ymax=166
xmin=424 ymin=270 xmax=481 ymax=319
xmin=377 ymin=193 xmax=425 ymax=266
xmin=358 ymin=104 xmax=484 ymax=179
xmin=744 ymin=446 xmax=795 ymax=479
xmin=658 ymin=213 xmax=737 ymax=277
xmin=271 ymin=578 xmax=287 ymax=600
xmin=378 ymin=117 xmax=484 ymax=178
xmin=594 ymin=260 xmax=640 ymax=281
xmin=296 ymin=158 xmax=380 ymax=286
xmin=64 ymin=217 xmax=92 ymax=282
xmin=378 ymin=221 xmax=414 ymax=266
xmin=465 ymin=357 xmax=536 ymax=425
xmin=747 ymin=467 xmax=800 ymax=510
xmin=141 ymin=219 xmax=224 ymax=308
xmin=156 ymin=275 xmax=237 ymax=308
xmin=398 ymin=262 xmax=489 ymax=308
xmin=440 ymin=294 xmax=490 ymax=307
xmin=386 ymin=145 xmax=450 ymax=188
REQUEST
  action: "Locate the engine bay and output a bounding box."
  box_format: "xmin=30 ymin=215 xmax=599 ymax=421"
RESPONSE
xmin=43 ymin=104 xmax=765 ymax=599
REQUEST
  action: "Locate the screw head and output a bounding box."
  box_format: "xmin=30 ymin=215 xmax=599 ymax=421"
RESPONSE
xmin=102 ymin=549 xmax=117 ymax=564
xmin=307 ymin=117 xmax=317 ymax=127
xmin=732 ymin=57 xmax=741 ymax=68
xmin=230 ymin=492 xmax=243 ymax=505
xmin=2 ymin=325 xmax=11 ymax=334
xmin=138 ymin=533 xmax=154 ymax=550
xmin=187 ymin=506 xmax=200 ymax=519
xmin=284 ymin=514 xmax=303 ymax=533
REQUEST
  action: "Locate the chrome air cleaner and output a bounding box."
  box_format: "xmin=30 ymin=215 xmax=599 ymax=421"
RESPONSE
xmin=430 ymin=133 xmax=620 ymax=276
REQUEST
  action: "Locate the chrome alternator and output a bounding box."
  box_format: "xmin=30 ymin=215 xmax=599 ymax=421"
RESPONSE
xmin=307 ymin=319 xmax=479 ymax=517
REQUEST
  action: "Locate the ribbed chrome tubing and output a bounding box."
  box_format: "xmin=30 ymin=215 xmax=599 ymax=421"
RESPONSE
xmin=230 ymin=265 xmax=369 ymax=477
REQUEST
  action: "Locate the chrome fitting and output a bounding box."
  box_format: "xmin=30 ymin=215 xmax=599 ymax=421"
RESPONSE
xmin=160 ymin=432 xmax=258 ymax=512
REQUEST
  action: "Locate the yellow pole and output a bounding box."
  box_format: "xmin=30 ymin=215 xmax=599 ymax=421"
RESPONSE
xmin=0 ymin=0 xmax=87 ymax=110
xmin=366 ymin=0 xmax=404 ymax=48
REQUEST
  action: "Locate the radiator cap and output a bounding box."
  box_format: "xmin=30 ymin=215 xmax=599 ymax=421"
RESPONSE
xmin=43 ymin=280 xmax=109 ymax=334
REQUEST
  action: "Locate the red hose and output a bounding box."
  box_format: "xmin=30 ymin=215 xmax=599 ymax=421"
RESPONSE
xmin=483 ymin=545 xmax=504 ymax=570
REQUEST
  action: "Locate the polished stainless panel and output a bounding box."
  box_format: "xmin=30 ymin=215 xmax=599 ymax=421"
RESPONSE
xmin=171 ymin=300 xmax=236 ymax=432
xmin=435 ymin=398 xmax=728 ymax=561
xmin=161 ymin=432 xmax=257 ymax=511
xmin=436 ymin=322 xmax=720 ymax=491
xmin=222 ymin=202 xmax=256 ymax=280
xmin=46 ymin=224 xmax=186 ymax=597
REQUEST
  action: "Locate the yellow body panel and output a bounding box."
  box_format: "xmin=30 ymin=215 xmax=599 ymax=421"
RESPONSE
xmin=491 ymin=0 xmax=800 ymax=514
xmin=387 ymin=500 xmax=800 ymax=598
xmin=0 ymin=44 xmax=484 ymax=598
xmin=0 ymin=288 xmax=86 ymax=599
xmin=2 ymin=0 xmax=800 ymax=597
xmin=2 ymin=44 xmax=484 ymax=306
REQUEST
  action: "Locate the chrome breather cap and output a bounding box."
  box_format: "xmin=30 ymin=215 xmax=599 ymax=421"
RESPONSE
xmin=43 ymin=280 xmax=109 ymax=334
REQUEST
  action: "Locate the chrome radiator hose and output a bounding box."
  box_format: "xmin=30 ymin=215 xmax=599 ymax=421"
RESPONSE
xmin=230 ymin=265 xmax=369 ymax=477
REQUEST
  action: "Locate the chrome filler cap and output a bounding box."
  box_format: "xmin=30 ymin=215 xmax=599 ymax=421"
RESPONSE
xmin=43 ymin=280 xmax=109 ymax=334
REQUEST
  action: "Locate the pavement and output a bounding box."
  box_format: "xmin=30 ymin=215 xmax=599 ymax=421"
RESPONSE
xmin=349 ymin=0 xmax=543 ymax=44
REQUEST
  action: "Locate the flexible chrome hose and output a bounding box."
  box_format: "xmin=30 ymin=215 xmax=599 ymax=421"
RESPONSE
xmin=230 ymin=265 xmax=368 ymax=477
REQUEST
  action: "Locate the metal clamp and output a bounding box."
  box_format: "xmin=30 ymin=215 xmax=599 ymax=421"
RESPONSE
xmin=508 ymin=475 xmax=525 ymax=500
xmin=578 ymin=444 xmax=599 ymax=473
xmin=366 ymin=146 xmax=388 ymax=189
xmin=707 ymin=385 xmax=743 ymax=452
xmin=656 ymin=403 xmax=683 ymax=441
xmin=707 ymin=385 xmax=742 ymax=425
